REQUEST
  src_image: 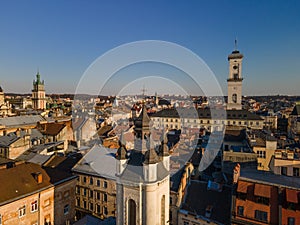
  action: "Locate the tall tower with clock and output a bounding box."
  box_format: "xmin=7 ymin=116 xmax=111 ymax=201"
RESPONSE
xmin=227 ymin=40 xmax=244 ymax=110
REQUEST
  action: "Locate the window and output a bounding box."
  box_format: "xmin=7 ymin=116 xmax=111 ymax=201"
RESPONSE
xmin=96 ymin=204 xmax=101 ymax=214
xmin=281 ymin=166 xmax=287 ymax=176
xmin=170 ymin=197 xmax=172 ymax=205
xmin=103 ymin=193 xmax=107 ymax=202
xmin=255 ymin=210 xmax=268 ymax=222
xmin=257 ymin=151 xmax=266 ymax=159
xmin=103 ymin=206 xmax=108 ymax=215
xmin=244 ymin=121 xmax=247 ymax=125
xmin=89 ymin=202 xmax=93 ymax=211
xmin=232 ymin=93 xmax=237 ymax=103
xmin=183 ymin=222 xmax=189 ymax=225
xmin=103 ymin=181 xmax=108 ymax=188
xmin=288 ymin=217 xmax=295 ymax=225
xmin=19 ymin=205 xmax=26 ymax=218
xmin=237 ymin=192 xmax=247 ymax=200
xmin=76 ymin=186 xmax=80 ymax=194
xmin=90 ymin=190 xmax=93 ymax=198
xmin=83 ymin=188 xmax=87 ymax=196
xmin=89 ymin=177 xmax=93 ymax=185
xmin=161 ymin=195 xmax=165 ymax=225
xmin=128 ymin=200 xmax=136 ymax=225
xmin=256 ymin=196 xmax=269 ymax=205
xmin=96 ymin=191 xmax=100 ymax=200
xmin=31 ymin=200 xmax=38 ymax=212
xmin=83 ymin=176 xmax=86 ymax=183
xmin=44 ymin=199 xmax=50 ymax=207
xmin=97 ymin=179 xmax=100 ymax=187
xmin=83 ymin=200 xmax=87 ymax=209
xmin=256 ymin=122 xmax=259 ymax=126
xmin=76 ymin=198 xmax=80 ymax=206
xmin=64 ymin=204 xmax=69 ymax=215
xmin=293 ymin=168 xmax=300 ymax=177
xmin=237 ymin=206 xmax=244 ymax=216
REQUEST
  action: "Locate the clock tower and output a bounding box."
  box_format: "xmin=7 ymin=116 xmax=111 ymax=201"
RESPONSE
xmin=227 ymin=40 xmax=243 ymax=110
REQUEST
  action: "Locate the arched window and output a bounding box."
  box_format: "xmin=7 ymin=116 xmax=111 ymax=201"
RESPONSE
xmin=232 ymin=93 xmax=237 ymax=103
xmin=128 ymin=199 xmax=136 ymax=225
xmin=161 ymin=195 xmax=165 ymax=225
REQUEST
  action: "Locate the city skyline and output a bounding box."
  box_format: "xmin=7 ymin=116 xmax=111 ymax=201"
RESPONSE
xmin=0 ymin=1 xmax=300 ymax=95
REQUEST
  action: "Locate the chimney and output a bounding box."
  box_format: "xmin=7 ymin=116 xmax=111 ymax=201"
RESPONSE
xmin=233 ymin=163 xmax=240 ymax=184
xmin=33 ymin=172 xmax=43 ymax=184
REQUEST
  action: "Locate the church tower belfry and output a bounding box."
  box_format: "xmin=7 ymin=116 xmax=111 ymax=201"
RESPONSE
xmin=32 ymin=71 xmax=46 ymax=110
xmin=227 ymin=40 xmax=243 ymax=110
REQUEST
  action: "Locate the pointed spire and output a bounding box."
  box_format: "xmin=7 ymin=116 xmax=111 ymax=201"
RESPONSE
xmin=144 ymin=136 xmax=159 ymax=164
xmin=234 ymin=38 xmax=238 ymax=50
xmin=160 ymin=131 xmax=169 ymax=156
xmin=116 ymin=131 xmax=127 ymax=160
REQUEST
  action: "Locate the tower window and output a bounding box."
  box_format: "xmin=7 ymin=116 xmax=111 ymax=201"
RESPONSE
xmin=128 ymin=199 xmax=136 ymax=225
xmin=232 ymin=94 xmax=237 ymax=103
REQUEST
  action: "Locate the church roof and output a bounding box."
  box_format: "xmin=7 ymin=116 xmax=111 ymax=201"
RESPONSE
xmin=134 ymin=104 xmax=151 ymax=128
xmin=0 ymin=86 xmax=3 ymax=92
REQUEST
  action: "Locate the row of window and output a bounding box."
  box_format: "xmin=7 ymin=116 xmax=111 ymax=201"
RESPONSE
xmin=154 ymin=119 xmax=260 ymax=126
xmin=18 ymin=200 xmax=38 ymax=218
xmin=257 ymin=150 xmax=266 ymax=158
xmin=81 ymin=176 xmax=108 ymax=188
xmin=281 ymin=167 xmax=300 ymax=177
xmin=76 ymin=187 xmax=108 ymax=201
xmin=237 ymin=206 xmax=296 ymax=225
xmin=76 ymin=199 xmax=108 ymax=215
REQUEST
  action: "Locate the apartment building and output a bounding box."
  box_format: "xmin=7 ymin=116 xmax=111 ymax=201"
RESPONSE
xmin=72 ymin=145 xmax=117 ymax=220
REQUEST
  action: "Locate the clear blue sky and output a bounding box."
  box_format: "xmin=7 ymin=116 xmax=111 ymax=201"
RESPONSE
xmin=0 ymin=0 xmax=299 ymax=95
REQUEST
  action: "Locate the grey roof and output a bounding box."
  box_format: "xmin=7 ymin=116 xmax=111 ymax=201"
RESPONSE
xmin=27 ymin=154 xmax=51 ymax=165
xmin=72 ymin=144 xmax=117 ymax=180
xmin=30 ymin=128 xmax=44 ymax=139
xmin=0 ymin=115 xmax=45 ymax=127
xmin=151 ymin=108 xmax=263 ymax=121
xmin=17 ymin=151 xmax=52 ymax=163
xmin=181 ymin=180 xmax=232 ymax=225
xmin=240 ymin=168 xmax=300 ymax=190
xmin=0 ymin=134 xmax=19 ymax=147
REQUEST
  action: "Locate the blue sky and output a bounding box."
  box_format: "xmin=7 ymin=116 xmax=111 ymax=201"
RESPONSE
xmin=0 ymin=0 xmax=299 ymax=95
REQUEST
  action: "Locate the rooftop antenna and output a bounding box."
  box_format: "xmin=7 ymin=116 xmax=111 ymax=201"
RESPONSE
xmin=234 ymin=38 xmax=238 ymax=50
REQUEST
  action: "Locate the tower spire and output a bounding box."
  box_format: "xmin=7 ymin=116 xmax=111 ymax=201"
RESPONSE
xmin=234 ymin=38 xmax=238 ymax=50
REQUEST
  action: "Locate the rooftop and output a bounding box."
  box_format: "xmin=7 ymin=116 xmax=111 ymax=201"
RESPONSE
xmin=240 ymin=168 xmax=300 ymax=190
xmin=181 ymin=180 xmax=232 ymax=225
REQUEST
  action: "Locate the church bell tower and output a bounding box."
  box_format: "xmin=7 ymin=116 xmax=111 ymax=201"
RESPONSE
xmin=227 ymin=40 xmax=243 ymax=110
xmin=32 ymin=71 xmax=46 ymax=110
